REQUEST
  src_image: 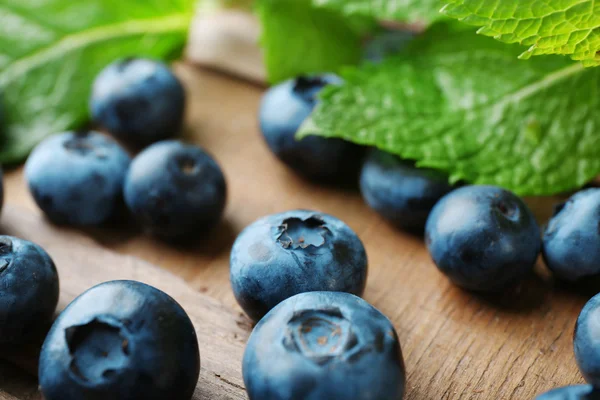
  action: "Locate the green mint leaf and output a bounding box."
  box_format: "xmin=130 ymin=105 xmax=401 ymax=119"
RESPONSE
xmin=441 ymin=0 xmax=600 ymax=66
xmin=312 ymin=0 xmax=446 ymax=23
xmin=299 ymin=22 xmax=598 ymax=196
xmin=256 ymin=0 xmax=368 ymax=84
xmin=0 ymin=0 xmax=195 ymax=164
xmin=198 ymin=0 xmax=253 ymax=12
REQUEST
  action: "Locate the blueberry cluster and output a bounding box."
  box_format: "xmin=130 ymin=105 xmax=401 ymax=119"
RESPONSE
xmin=4 ymin=60 xmax=600 ymax=399
xmin=0 ymin=235 xmax=199 ymax=400
xmin=0 ymin=228 xmax=201 ymax=400
xmin=13 ymin=59 xmax=212 ymax=400
xmin=256 ymin=74 xmax=600 ymax=399
xmin=228 ymin=209 xmax=406 ymax=399
xmin=25 ymin=59 xmax=227 ymax=240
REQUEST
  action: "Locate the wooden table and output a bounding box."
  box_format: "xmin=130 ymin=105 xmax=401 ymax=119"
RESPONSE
xmin=0 ymin=65 xmax=588 ymax=399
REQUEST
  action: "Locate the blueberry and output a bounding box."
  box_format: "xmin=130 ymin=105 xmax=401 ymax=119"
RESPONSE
xmin=360 ymin=149 xmax=454 ymax=232
xmin=123 ymin=140 xmax=226 ymax=239
xmin=243 ymin=291 xmax=405 ymax=400
xmin=535 ymin=385 xmax=600 ymax=399
xmin=230 ymin=209 xmax=368 ymax=321
xmin=425 ymin=185 xmax=541 ymax=291
xmin=90 ymin=58 xmax=186 ymax=146
xmin=259 ymin=75 xmax=363 ymax=181
xmin=39 ymin=280 xmax=200 ymax=400
xmin=574 ymin=292 xmax=600 ymax=387
xmin=542 ymin=189 xmax=600 ymax=282
xmin=25 ymin=131 xmax=131 ymax=226
xmin=0 ymin=236 xmax=59 ymax=345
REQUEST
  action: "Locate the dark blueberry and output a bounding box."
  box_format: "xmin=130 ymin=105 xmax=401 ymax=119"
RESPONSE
xmin=259 ymin=75 xmax=363 ymax=181
xmin=363 ymin=29 xmax=415 ymax=63
xmin=39 ymin=280 xmax=200 ymax=400
xmin=574 ymin=293 xmax=600 ymax=387
xmin=543 ymin=189 xmax=600 ymax=282
xmin=360 ymin=149 xmax=454 ymax=232
xmin=243 ymin=291 xmax=405 ymax=400
xmin=25 ymin=131 xmax=131 ymax=226
xmin=425 ymin=185 xmax=541 ymax=292
xmin=90 ymin=58 xmax=186 ymax=146
xmin=535 ymin=385 xmax=600 ymax=399
xmin=123 ymin=140 xmax=226 ymax=239
xmin=230 ymin=209 xmax=368 ymax=321
xmin=0 ymin=236 xmax=59 ymax=345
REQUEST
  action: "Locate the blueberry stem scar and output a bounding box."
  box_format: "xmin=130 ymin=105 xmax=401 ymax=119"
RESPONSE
xmin=276 ymin=216 xmax=330 ymax=249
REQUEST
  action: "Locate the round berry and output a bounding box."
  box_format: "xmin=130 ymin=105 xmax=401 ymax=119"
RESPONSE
xmin=0 ymin=236 xmax=59 ymax=345
xmin=259 ymin=75 xmax=363 ymax=181
xmin=39 ymin=280 xmax=200 ymax=400
xmin=360 ymin=149 xmax=454 ymax=232
xmin=574 ymin=293 xmax=600 ymax=388
xmin=90 ymin=58 xmax=185 ymax=146
xmin=543 ymin=189 xmax=600 ymax=282
xmin=425 ymin=185 xmax=540 ymax=291
xmin=124 ymin=140 xmax=226 ymax=239
xmin=230 ymin=209 xmax=368 ymax=321
xmin=25 ymin=131 xmax=130 ymax=226
xmin=243 ymin=291 xmax=405 ymax=400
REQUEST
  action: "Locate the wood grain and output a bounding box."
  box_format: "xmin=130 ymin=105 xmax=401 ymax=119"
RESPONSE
xmin=2 ymin=65 xmax=590 ymax=399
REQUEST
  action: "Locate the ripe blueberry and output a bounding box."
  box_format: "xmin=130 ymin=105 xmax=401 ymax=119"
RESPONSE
xmin=0 ymin=236 xmax=59 ymax=345
xmin=39 ymin=280 xmax=200 ymax=400
xmin=360 ymin=149 xmax=454 ymax=232
xmin=230 ymin=210 xmax=368 ymax=321
xmin=574 ymin=292 xmax=600 ymax=388
xmin=90 ymin=58 xmax=185 ymax=146
xmin=425 ymin=185 xmax=541 ymax=291
xmin=259 ymin=75 xmax=363 ymax=181
xmin=543 ymin=189 xmax=600 ymax=282
xmin=123 ymin=140 xmax=226 ymax=239
xmin=243 ymin=291 xmax=405 ymax=400
xmin=25 ymin=131 xmax=130 ymax=226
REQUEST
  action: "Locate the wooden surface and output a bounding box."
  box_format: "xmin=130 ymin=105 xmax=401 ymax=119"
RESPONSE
xmin=1 ymin=65 xmax=590 ymax=399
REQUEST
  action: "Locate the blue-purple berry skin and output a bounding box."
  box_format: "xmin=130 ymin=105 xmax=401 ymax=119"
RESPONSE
xmin=230 ymin=210 xmax=368 ymax=321
xmin=425 ymin=185 xmax=541 ymax=291
xmin=259 ymin=75 xmax=363 ymax=181
xmin=543 ymin=189 xmax=600 ymax=282
xmin=39 ymin=280 xmax=200 ymax=400
xmin=25 ymin=131 xmax=130 ymax=226
xmin=243 ymin=291 xmax=405 ymax=400
xmin=91 ymin=58 xmax=185 ymax=146
xmin=123 ymin=140 xmax=226 ymax=239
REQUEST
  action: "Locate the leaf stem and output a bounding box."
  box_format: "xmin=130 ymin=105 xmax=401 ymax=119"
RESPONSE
xmin=498 ymin=63 xmax=585 ymax=106
xmin=0 ymin=13 xmax=191 ymax=87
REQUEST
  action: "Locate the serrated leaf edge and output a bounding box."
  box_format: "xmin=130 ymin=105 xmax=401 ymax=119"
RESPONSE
xmin=298 ymin=61 xmax=587 ymax=195
xmin=440 ymin=1 xmax=600 ymax=66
